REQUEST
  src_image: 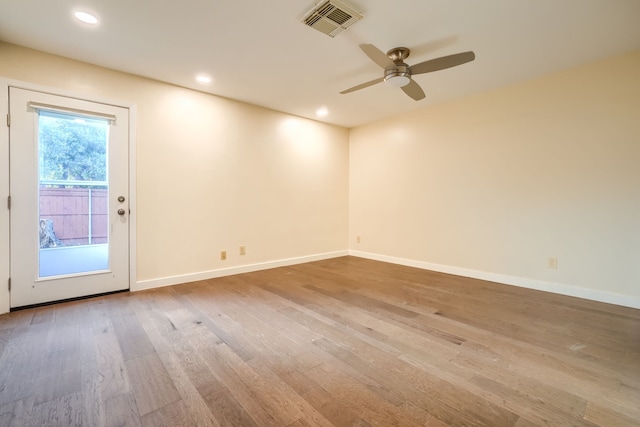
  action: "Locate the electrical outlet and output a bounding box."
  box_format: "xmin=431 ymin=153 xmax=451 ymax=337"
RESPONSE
xmin=221 ymin=250 xmax=227 ymax=261
xmin=239 ymin=245 xmax=246 ymax=256
xmin=356 ymin=235 xmax=361 ymax=243
xmin=547 ymin=257 xmax=557 ymax=269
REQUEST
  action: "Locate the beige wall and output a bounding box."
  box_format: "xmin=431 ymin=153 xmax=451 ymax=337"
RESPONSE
xmin=0 ymin=42 xmax=349 ymax=301
xmin=350 ymin=50 xmax=640 ymax=306
xmin=1 ymin=42 xmax=638 ymax=312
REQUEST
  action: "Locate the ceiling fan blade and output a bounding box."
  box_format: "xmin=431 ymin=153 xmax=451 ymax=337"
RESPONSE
xmin=340 ymin=77 xmax=385 ymax=94
xmin=409 ymin=51 xmax=475 ymax=75
xmin=401 ymin=79 xmax=426 ymax=101
xmin=359 ymin=44 xmax=395 ymax=69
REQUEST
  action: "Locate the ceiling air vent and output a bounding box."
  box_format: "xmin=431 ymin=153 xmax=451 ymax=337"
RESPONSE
xmin=302 ymin=0 xmax=363 ymax=38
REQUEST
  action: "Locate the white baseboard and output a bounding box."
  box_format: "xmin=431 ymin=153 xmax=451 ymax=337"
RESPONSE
xmin=349 ymin=250 xmax=640 ymax=309
xmin=133 ymin=250 xmax=349 ymax=292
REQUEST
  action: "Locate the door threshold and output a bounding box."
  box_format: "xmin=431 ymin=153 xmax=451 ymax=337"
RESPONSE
xmin=11 ymin=289 xmax=129 ymax=312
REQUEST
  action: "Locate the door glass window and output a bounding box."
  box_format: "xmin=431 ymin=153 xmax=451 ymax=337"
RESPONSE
xmin=38 ymin=110 xmax=110 ymax=278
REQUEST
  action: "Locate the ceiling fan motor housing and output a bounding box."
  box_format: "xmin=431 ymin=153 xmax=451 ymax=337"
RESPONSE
xmin=384 ymin=64 xmax=411 ymax=87
xmin=384 ymin=47 xmax=412 ymax=87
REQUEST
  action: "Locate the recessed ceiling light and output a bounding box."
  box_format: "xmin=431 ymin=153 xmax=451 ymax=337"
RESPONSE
xmin=316 ymin=107 xmax=328 ymax=117
xmin=196 ymin=74 xmax=212 ymax=84
xmin=74 ymin=11 xmax=99 ymax=25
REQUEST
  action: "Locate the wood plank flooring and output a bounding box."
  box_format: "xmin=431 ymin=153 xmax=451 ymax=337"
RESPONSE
xmin=0 ymin=256 xmax=638 ymax=426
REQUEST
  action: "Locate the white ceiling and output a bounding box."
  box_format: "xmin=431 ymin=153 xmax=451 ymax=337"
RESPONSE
xmin=1 ymin=0 xmax=639 ymax=128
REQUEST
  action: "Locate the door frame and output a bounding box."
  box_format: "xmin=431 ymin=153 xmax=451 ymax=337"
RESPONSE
xmin=0 ymin=78 xmax=137 ymax=314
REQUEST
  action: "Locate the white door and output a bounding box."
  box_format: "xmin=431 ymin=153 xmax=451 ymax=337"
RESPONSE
xmin=9 ymin=87 xmax=130 ymax=307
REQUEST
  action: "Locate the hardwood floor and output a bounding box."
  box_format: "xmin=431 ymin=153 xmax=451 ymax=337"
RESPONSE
xmin=0 ymin=256 xmax=638 ymax=426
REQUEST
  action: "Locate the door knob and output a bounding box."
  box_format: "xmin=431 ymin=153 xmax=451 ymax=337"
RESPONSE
xmin=117 ymin=208 xmax=126 ymax=216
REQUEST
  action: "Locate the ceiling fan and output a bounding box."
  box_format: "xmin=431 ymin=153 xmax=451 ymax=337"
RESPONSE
xmin=340 ymin=44 xmax=475 ymax=100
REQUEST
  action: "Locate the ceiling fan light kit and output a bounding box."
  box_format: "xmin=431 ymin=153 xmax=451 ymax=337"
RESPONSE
xmin=341 ymin=44 xmax=476 ymax=101
xmin=384 ymin=71 xmax=411 ymax=88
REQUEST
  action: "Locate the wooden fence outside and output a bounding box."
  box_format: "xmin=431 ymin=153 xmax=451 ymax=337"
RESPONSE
xmin=39 ymin=187 xmax=108 ymax=246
